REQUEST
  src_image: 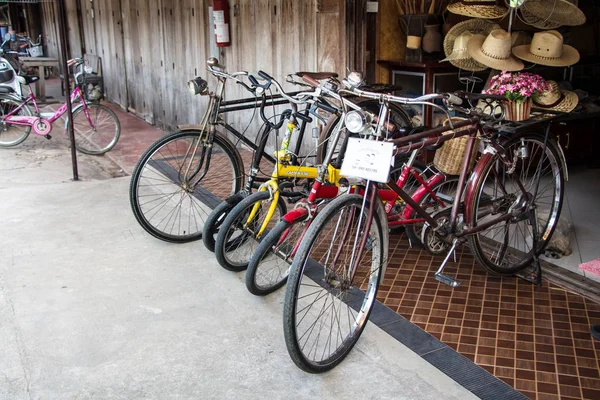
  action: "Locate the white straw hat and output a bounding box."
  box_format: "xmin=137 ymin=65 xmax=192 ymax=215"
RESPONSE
xmin=442 ymin=18 xmax=500 ymax=71
xmin=512 ymin=30 xmax=580 ymax=67
xmin=447 ymin=0 xmax=508 ymax=20
xmin=467 ymin=29 xmax=524 ymax=71
xmin=533 ymin=80 xmax=579 ymax=113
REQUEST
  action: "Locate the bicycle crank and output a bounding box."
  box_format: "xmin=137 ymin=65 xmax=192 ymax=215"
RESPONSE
xmin=420 ymin=208 xmax=454 ymax=256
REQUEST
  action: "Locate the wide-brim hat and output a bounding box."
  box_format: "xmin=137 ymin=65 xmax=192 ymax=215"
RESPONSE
xmin=512 ymin=30 xmax=580 ymax=67
xmin=533 ymin=80 xmax=579 ymax=113
xmin=520 ymin=0 xmax=585 ymax=28
xmin=467 ymin=29 xmax=524 ymax=71
xmin=519 ymin=7 xmax=562 ymax=30
xmin=443 ymin=18 xmax=500 ymax=71
xmin=447 ymin=1 xmax=509 ymax=20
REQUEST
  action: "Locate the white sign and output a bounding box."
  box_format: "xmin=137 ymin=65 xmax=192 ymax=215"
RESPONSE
xmin=341 ymin=138 xmax=394 ymax=183
xmin=366 ymin=2 xmax=379 ymax=13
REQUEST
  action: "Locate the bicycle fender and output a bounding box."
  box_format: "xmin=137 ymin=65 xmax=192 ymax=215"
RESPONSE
xmin=282 ymin=207 xmax=308 ymax=224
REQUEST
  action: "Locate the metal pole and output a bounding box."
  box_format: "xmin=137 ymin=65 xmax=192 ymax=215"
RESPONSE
xmin=56 ymin=0 xmax=79 ymax=181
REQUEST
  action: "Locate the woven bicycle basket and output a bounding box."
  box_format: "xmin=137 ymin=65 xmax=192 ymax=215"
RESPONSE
xmin=433 ymin=117 xmax=479 ymax=176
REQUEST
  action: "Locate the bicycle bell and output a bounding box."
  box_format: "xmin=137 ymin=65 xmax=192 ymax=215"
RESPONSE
xmin=343 ymin=71 xmax=364 ymax=89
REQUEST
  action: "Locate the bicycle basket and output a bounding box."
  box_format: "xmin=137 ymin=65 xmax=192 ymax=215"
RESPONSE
xmin=83 ymin=73 xmax=104 ymax=101
xmin=433 ymin=117 xmax=479 ymax=176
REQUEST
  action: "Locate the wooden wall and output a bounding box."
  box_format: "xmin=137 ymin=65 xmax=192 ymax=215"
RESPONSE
xmin=42 ymin=0 xmax=348 ymax=148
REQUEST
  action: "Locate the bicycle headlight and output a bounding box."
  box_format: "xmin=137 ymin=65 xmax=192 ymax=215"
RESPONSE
xmin=187 ymin=77 xmax=208 ymax=95
xmin=345 ymin=110 xmax=368 ymax=133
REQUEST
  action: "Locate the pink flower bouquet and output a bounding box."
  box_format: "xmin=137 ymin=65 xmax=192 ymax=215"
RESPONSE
xmin=484 ymin=71 xmax=549 ymax=103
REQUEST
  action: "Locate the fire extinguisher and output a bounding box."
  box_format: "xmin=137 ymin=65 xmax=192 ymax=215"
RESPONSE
xmin=212 ymin=0 xmax=231 ymax=47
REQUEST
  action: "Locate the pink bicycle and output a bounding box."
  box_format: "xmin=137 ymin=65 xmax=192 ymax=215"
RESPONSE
xmin=0 ymin=58 xmax=120 ymax=155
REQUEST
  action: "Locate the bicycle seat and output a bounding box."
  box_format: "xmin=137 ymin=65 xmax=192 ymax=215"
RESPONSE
xmin=295 ymin=71 xmax=338 ymax=80
xmin=0 ymin=86 xmax=15 ymax=93
xmin=17 ymin=75 xmax=39 ymax=85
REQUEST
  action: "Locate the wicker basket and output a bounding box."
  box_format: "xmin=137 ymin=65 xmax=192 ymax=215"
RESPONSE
xmin=433 ymin=117 xmax=479 ymax=176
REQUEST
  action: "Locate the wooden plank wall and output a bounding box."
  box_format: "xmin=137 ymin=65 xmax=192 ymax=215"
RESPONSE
xmin=40 ymin=2 xmax=60 ymax=60
xmin=51 ymin=0 xmax=347 ymax=151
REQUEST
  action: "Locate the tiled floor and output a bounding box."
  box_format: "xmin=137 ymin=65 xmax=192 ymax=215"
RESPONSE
xmin=541 ymin=166 xmax=600 ymax=284
xmin=380 ymin=230 xmax=600 ymax=400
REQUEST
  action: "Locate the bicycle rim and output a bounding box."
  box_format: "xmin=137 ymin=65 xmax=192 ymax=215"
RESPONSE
xmin=246 ymin=218 xmax=306 ymax=295
xmin=0 ymin=97 xmax=31 ymax=147
xmin=468 ymin=134 xmax=563 ymax=274
xmin=283 ymin=194 xmax=383 ymax=372
xmin=216 ymin=191 xmax=285 ymax=271
xmin=130 ymin=130 xmax=241 ymax=242
xmin=73 ymin=104 xmax=120 ymax=155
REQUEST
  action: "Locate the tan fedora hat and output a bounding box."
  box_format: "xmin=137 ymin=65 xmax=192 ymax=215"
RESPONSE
xmin=443 ymin=18 xmax=500 ymax=71
xmin=512 ymin=30 xmax=580 ymax=67
xmin=467 ymin=29 xmax=524 ymax=71
xmin=520 ymin=0 xmax=585 ymax=28
xmin=447 ymin=1 xmax=508 ymax=20
xmin=533 ymin=80 xmax=579 ymax=113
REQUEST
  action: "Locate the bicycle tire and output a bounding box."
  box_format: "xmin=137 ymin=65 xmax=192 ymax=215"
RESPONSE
xmin=72 ymin=103 xmax=121 ymax=155
xmin=0 ymin=96 xmax=32 ymax=147
xmin=466 ymin=132 xmax=564 ymax=274
xmin=129 ymin=129 xmax=244 ymax=243
xmin=404 ymin=177 xmax=459 ymax=246
xmin=283 ymin=193 xmax=385 ymax=373
xmin=214 ymin=190 xmax=287 ymax=272
xmin=202 ymin=193 xmax=246 ymax=252
xmin=246 ymin=217 xmax=307 ymax=296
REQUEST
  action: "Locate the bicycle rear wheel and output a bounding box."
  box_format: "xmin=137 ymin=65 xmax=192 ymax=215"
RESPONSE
xmin=72 ymin=103 xmax=120 ymax=155
xmin=214 ymin=190 xmax=287 ymax=272
xmin=129 ymin=129 xmax=244 ymax=243
xmin=283 ymin=193 xmax=384 ymax=373
xmin=246 ymin=216 xmax=307 ymax=296
xmin=0 ymin=96 xmax=32 ymax=147
xmin=466 ymin=132 xmax=564 ymax=274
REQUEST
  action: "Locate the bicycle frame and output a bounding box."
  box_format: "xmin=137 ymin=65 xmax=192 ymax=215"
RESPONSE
xmin=3 ymin=85 xmax=88 ymax=136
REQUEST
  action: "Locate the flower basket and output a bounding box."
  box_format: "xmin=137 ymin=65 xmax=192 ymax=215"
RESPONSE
xmin=483 ymin=71 xmax=549 ymax=123
xmin=505 ymin=98 xmax=532 ymax=122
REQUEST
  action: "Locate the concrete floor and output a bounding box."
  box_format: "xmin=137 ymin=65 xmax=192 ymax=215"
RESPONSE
xmin=0 ymin=99 xmax=478 ymax=399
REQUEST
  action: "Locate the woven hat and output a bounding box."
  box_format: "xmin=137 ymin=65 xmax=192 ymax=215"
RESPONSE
xmin=447 ymin=1 xmax=508 ymax=20
xmin=443 ymin=18 xmax=500 ymax=71
xmin=520 ymin=0 xmax=585 ymax=28
xmin=467 ymin=29 xmax=524 ymax=71
xmin=512 ymin=30 xmax=580 ymax=67
xmin=533 ymin=80 xmax=579 ymax=113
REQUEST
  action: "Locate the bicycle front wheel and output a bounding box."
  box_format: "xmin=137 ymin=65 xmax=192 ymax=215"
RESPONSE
xmin=202 ymin=193 xmax=246 ymax=252
xmin=246 ymin=216 xmax=307 ymax=296
xmin=0 ymin=96 xmax=32 ymax=147
xmin=214 ymin=190 xmax=286 ymax=272
xmin=466 ymin=132 xmax=564 ymax=274
xmin=129 ymin=129 xmax=244 ymax=243
xmin=283 ymin=193 xmax=384 ymax=373
xmin=72 ymin=103 xmax=120 ymax=155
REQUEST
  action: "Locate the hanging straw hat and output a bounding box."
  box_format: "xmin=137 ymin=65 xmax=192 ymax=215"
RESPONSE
xmin=467 ymin=29 xmax=524 ymax=71
xmin=447 ymin=1 xmax=509 ymax=20
xmin=520 ymin=0 xmax=585 ymax=28
xmin=442 ymin=18 xmax=500 ymax=71
xmin=512 ymin=30 xmax=580 ymax=67
xmin=519 ymin=8 xmax=562 ymax=30
xmin=533 ymin=80 xmax=579 ymax=112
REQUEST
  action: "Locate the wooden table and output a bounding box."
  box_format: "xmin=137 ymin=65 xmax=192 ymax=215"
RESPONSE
xmin=20 ymin=57 xmax=60 ymax=102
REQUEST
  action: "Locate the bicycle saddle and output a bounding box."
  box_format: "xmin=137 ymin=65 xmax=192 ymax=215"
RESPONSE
xmin=295 ymin=71 xmax=338 ymax=80
xmin=17 ymin=75 xmax=39 ymax=85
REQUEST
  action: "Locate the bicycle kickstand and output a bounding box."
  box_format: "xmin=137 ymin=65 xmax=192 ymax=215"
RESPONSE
xmin=434 ymin=238 xmax=461 ymax=288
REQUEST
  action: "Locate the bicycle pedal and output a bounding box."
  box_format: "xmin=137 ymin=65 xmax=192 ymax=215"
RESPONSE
xmin=44 ymin=135 xmax=52 ymax=140
xmin=434 ymin=272 xmax=461 ymax=288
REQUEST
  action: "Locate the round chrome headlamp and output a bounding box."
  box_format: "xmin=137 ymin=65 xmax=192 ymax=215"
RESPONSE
xmin=344 ymin=110 xmax=368 ymax=133
xmin=187 ymin=77 xmax=208 ymax=95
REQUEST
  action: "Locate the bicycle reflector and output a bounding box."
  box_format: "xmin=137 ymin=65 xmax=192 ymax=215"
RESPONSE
xmin=187 ymin=77 xmax=208 ymax=95
xmin=345 ymin=110 xmax=369 ymax=133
